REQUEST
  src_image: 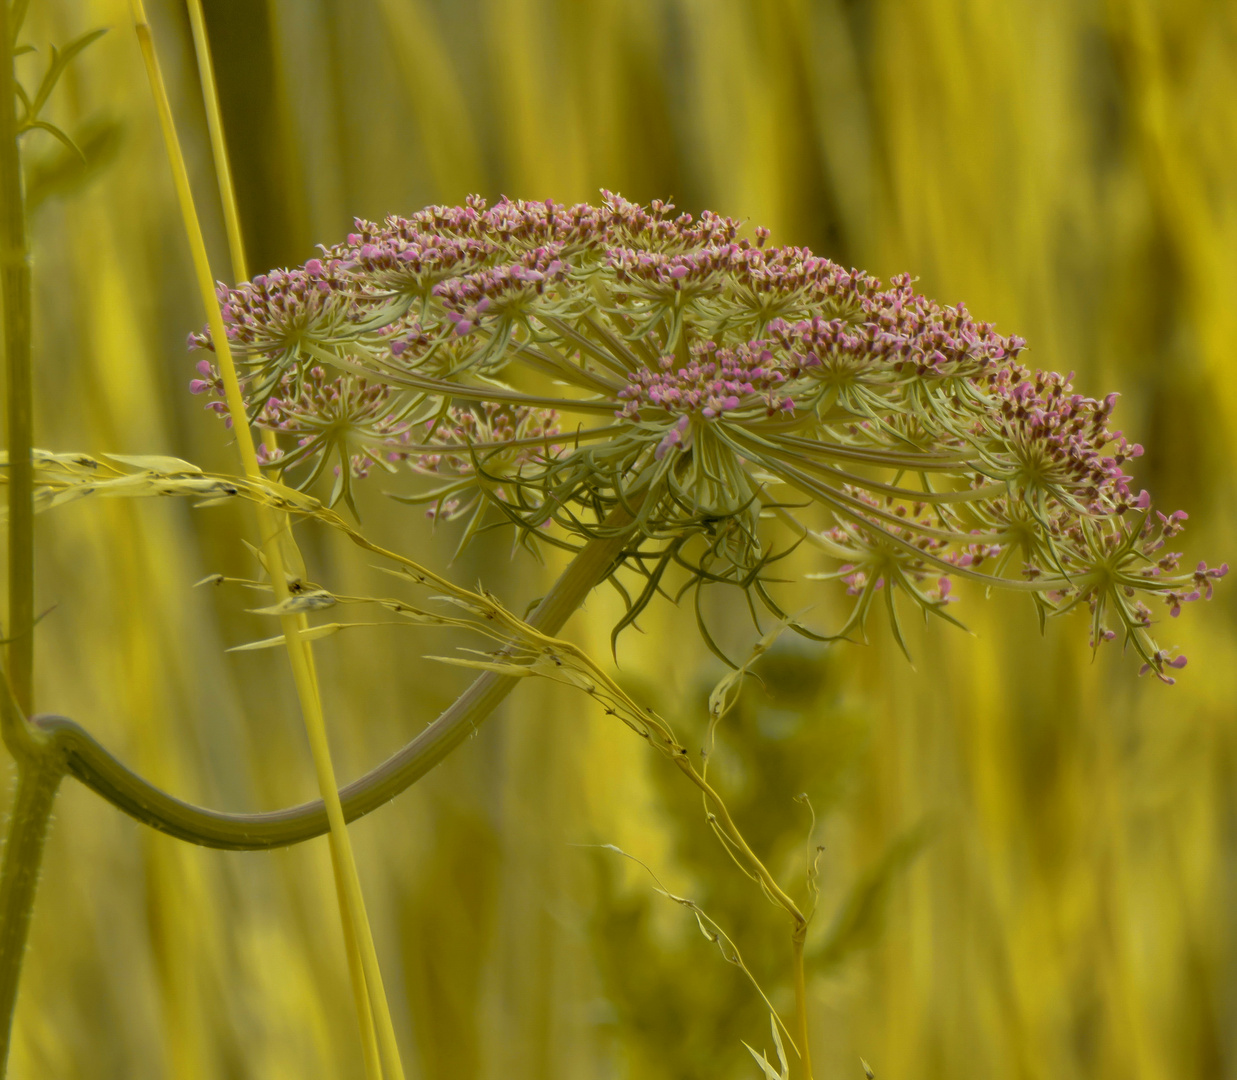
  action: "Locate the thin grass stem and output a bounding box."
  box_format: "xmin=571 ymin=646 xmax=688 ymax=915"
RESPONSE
xmin=184 ymin=2 xmax=388 ymax=1067
xmin=791 ymin=930 xmax=813 ymax=1080
xmin=183 ymin=0 xmax=247 ymax=281
xmin=129 ymin=4 xmax=402 ymax=1074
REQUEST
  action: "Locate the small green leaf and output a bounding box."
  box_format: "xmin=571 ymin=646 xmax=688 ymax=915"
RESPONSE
xmin=10 ymin=0 xmax=32 ymax=44
xmin=21 ymin=119 xmax=84 ymax=161
xmin=26 ymin=115 xmax=124 ymax=213
xmin=228 ymin=620 xmax=414 ymax=651
xmin=29 ymin=27 xmax=107 ymax=120
xmin=426 ymin=655 xmax=533 ymax=677
xmin=742 ymin=1015 xmax=789 ymax=1079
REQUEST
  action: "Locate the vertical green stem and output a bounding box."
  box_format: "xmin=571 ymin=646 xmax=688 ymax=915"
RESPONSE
xmin=791 ymin=928 xmax=813 ymax=1080
xmin=0 ymin=8 xmax=57 ymax=1072
xmin=0 ymin=760 xmax=61 ymax=1070
xmin=0 ymin=0 xmax=34 ymax=717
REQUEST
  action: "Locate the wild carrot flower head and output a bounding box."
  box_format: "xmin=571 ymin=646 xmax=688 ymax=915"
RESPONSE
xmin=188 ymin=193 xmax=1224 ymax=680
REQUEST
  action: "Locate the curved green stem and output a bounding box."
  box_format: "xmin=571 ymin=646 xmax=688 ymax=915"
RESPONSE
xmin=0 ymin=759 xmax=62 ymax=1069
xmin=672 ymin=755 xmax=814 ymax=1076
xmin=33 ymin=523 xmax=629 ymax=851
xmin=0 ymin=669 xmax=66 ymax=1078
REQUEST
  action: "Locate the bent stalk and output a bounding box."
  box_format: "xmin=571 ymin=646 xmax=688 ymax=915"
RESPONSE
xmin=31 ymin=519 xmax=630 ymax=850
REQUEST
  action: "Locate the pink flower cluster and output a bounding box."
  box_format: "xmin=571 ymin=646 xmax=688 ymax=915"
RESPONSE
xmin=606 ymin=240 xmax=874 ymax=308
xmin=616 ymin=341 xmax=799 ymax=456
xmin=408 ymin=402 xmax=561 ymax=522
xmin=770 ymin=277 xmax=1024 ymax=383
xmin=182 ymin=193 xmax=1224 ymax=681
xmin=431 ymin=246 xmax=568 ymax=336
xmin=983 ymin=367 xmax=1142 ymax=512
xmin=187 ymin=263 xmax=361 ymax=357
xmin=333 ymin=192 xmax=743 ymax=270
xmin=411 ymin=402 xmax=559 ymax=477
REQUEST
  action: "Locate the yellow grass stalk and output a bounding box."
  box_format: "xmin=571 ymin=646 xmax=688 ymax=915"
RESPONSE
xmin=181 ymin=3 xmax=385 ymax=1073
xmin=130 ymin=3 xmax=403 ymax=1076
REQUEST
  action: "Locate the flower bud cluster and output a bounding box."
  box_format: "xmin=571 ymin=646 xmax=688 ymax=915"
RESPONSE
xmin=406 ymin=402 xmax=561 ymax=525
xmin=617 ymin=340 xmax=797 ymax=443
xmin=186 ymin=193 xmax=1222 ymax=680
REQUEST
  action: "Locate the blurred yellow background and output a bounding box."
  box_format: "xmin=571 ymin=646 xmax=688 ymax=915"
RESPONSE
xmin=8 ymin=0 xmax=1236 ymax=1076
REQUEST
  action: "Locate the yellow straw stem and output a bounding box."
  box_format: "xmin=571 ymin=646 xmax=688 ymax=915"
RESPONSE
xmin=130 ymin=4 xmax=404 ymax=1076
xmin=329 ymin=829 xmax=384 ymax=1080
xmin=183 ymin=0 xmax=248 ymax=281
xmin=183 ymin=0 xmax=289 ymax=474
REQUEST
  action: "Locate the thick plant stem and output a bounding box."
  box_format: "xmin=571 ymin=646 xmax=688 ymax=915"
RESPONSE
xmin=0 ymin=673 xmax=60 ymax=1080
xmin=0 ymin=0 xmax=34 ymax=717
xmin=0 ymin=759 xmax=60 ymax=1069
xmin=129 ymin=5 xmax=402 ymax=1075
xmin=0 ymin=10 xmax=57 ymax=1077
xmin=31 ymin=521 xmax=631 ymax=849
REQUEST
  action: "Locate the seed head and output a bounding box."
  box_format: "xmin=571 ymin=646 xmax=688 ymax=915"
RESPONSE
xmin=187 ymin=193 xmax=1224 ymax=681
